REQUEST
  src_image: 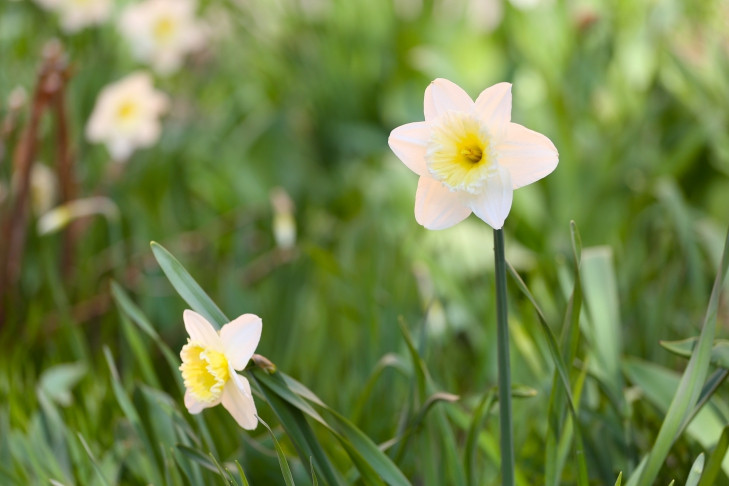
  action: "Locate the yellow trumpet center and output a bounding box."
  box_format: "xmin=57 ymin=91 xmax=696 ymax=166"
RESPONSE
xmin=116 ymin=100 xmax=139 ymax=122
xmin=154 ymin=17 xmax=177 ymax=43
xmin=426 ymin=111 xmax=495 ymax=194
xmin=180 ymin=342 xmax=230 ymax=403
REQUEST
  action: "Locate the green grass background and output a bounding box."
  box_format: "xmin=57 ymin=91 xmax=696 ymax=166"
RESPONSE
xmin=1 ymin=0 xmax=729 ymax=484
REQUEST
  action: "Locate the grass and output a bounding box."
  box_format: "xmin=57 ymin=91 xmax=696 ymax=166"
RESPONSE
xmin=2 ymin=0 xmax=729 ymax=484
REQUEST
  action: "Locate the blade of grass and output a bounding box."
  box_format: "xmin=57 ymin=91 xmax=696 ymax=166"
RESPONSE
xmin=150 ymin=242 xmax=228 ymax=329
xmin=632 ymin=229 xmax=729 ymax=486
xmin=697 ymin=426 xmax=729 ymax=486
xmin=685 ymin=453 xmax=704 ymax=486
xmin=257 ymin=418 xmax=295 ymax=486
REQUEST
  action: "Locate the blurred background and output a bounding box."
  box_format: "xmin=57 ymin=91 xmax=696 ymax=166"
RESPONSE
xmin=1 ymin=0 xmax=729 ymax=483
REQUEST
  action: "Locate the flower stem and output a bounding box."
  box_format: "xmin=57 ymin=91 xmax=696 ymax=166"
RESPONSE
xmin=494 ymin=228 xmax=514 ymax=486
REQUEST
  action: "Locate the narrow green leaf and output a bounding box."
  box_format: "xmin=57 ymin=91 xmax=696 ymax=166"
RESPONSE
xmin=252 ymin=375 xmax=344 ymax=486
xmin=697 ymin=426 xmax=729 ymax=486
xmin=235 ymin=461 xmax=250 ymax=486
xmin=508 ymin=260 xmax=589 ymax=486
xmin=310 ymin=457 xmax=318 ymax=486
xmin=685 ymin=454 xmax=704 ymax=486
xmin=258 ymin=418 xmax=295 ymax=486
xmin=614 ymin=471 xmax=622 ymax=486
xmin=634 ymin=229 xmax=729 ymax=486
xmin=111 ymin=281 xmax=183 ymax=390
xmin=660 ymin=338 xmax=729 ymax=370
xmin=465 ymin=389 xmax=497 ymax=486
xmin=207 ymin=453 xmax=235 ymax=486
xmin=103 ymin=347 xmax=163 ymax=485
xmin=150 ymin=242 xmax=228 ymax=329
xmin=175 ymin=444 xmax=219 ymax=474
xmin=76 ymin=433 xmax=110 ymax=486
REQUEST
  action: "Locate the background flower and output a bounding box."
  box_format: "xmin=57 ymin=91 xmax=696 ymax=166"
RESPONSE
xmin=85 ymin=71 xmax=168 ymax=161
xmin=119 ymin=0 xmax=205 ymax=75
xmin=388 ymin=78 xmax=558 ymax=230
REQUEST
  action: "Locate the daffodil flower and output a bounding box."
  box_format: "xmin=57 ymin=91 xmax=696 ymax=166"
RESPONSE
xmin=119 ymin=0 xmax=205 ymax=75
xmin=388 ymin=78 xmax=558 ymax=230
xmin=179 ymin=310 xmax=261 ymax=430
xmin=85 ymin=72 xmax=168 ymax=161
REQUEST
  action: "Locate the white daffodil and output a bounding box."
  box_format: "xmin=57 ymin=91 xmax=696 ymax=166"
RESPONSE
xmin=388 ymin=78 xmax=558 ymax=230
xmin=85 ymin=72 xmax=168 ymax=162
xmin=179 ymin=310 xmax=261 ymax=430
xmin=119 ymin=0 xmax=205 ymax=75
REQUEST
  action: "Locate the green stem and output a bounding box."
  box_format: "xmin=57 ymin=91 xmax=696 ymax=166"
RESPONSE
xmin=494 ymin=228 xmax=514 ymax=486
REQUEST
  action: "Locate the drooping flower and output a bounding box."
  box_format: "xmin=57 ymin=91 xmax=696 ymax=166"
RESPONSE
xmin=119 ymin=0 xmax=205 ymax=75
xmin=179 ymin=310 xmax=261 ymax=430
xmin=388 ymin=78 xmax=558 ymax=230
xmin=85 ymin=72 xmax=168 ymax=162
xmin=33 ymin=0 xmax=112 ymax=33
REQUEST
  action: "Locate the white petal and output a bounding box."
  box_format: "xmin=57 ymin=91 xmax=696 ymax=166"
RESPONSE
xmin=184 ymin=389 xmax=219 ymax=413
xmin=475 ymin=82 xmax=512 ymax=137
xmin=415 ymin=177 xmax=472 ymax=230
xmin=496 ymin=123 xmax=558 ymax=189
xmin=108 ymin=139 xmax=134 ymax=162
xmin=388 ymin=121 xmax=430 ymax=176
xmin=220 ymin=314 xmax=262 ymax=371
xmin=183 ymin=310 xmax=222 ymax=350
xmin=469 ymin=165 xmax=513 ymax=229
xmin=221 ymin=374 xmax=258 ymax=430
xmin=424 ymin=79 xmax=474 ymax=121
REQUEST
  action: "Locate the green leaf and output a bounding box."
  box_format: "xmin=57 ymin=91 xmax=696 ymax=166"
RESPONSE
xmin=235 ymin=461 xmax=250 ymax=486
xmin=614 ymin=472 xmax=622 ymax=486
xmin=175 ymin=445 xmax=219 ymax=474
xmin=37 ymin=363 xmax=86 ymax=407
xmin=632 ymin=229 xmax=729 ymax=486
xmin=697 ymin=426 xmax=729 ymax=486
xmin=660 ymin=338 xmax=729 ymax=369
xmin=252 ymin=375 xmax=344 ymax=486
xmin=685 ymin=453 xmax=704 ymax=486
xmin=76 ymin=433 xmax=110 ymax=486
xmin=258 ymin=418 xmax=295 ymax=486
xmin=465 ymin=389 xmax=497 ymax=486
xmin=150 ymin=242 xmax=228 ymax=329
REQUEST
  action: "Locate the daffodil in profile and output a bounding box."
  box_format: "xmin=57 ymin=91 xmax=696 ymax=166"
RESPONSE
xmin=388 ymin=78 xmax=558 ymax=230
xmin=85 ymin=72 xmax=168 ymax=162
xmin=179 ymin=310 xmax=261 ymax=430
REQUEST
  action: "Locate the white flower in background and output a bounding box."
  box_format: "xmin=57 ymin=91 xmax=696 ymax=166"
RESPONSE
xmin=179 ymin=310 xmax=261 ymax=430
xmin=388 ymin=78 xmax=558 ymax=230
xmin=119 ymin=0 xmax=205 ymax=75
xmin=30 ymin=164 xmax=58 ymax=216
xmin=270 ymin=187 xmax=296 ymax=250
xmin=85 ymin=72 xmax=168 ymax=162
xmin=33 ymin=0 xmax=113 ymax=32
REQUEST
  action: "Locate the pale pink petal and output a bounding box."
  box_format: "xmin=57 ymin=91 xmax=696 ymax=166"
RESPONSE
xmin=220 ymin=314 xmax=262 ymax=371
xmin=184 ymin=389 xmax=219 ymax=413
xmin=424 ymin=78 xmax=474 ymax=122
xmin=221 ymin=374 xmax=258 ymax=430
xmin=474 ymin=82 xmax=511 ymax=137
xmin=468 ymin=165 xmax=513 ymax=229
xmin=388 ymin=121 xmax=430 ymax=176
xmin=496 ymin=123 xmax=558 ymax=189
xmin=183 ymin=310 xmax=222 ymax=350
xmin=415 ymin=176 xmax=472 ymax=230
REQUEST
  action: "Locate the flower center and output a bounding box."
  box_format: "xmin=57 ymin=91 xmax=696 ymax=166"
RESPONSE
xmin=153 ymin=17 xmax=177 ymax=43
xmin=426 ymin=111 xmax=496 ymax=194
xmin=179 ymin=342 xmax=230 ymax=403
xmin=116 ymin=100 xmax=139 ymax=122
